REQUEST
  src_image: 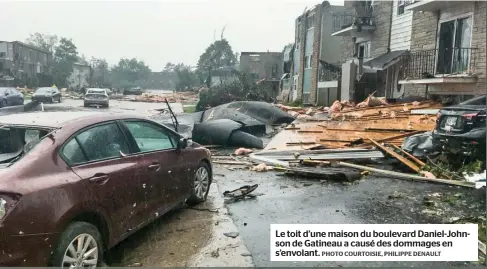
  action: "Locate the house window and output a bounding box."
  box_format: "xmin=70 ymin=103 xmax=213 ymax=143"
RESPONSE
xmin=397 ymin=0 xmax=405 ymax=15
xmin=305 ymin=55 xmax=312 ymax=69
xmin=356 ymin=42 xmax=370 ymax=59
xmin=307 ymin=13 xmax=315 ymax=30
xmin=436 ymin=16 xmax=473 ymax=74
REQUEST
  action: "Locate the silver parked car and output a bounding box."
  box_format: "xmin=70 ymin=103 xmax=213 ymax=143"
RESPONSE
xmin=84 ymin=88 xmax=110 ymax=108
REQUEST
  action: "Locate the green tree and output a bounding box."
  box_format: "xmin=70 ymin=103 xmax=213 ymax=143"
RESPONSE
xmin=52 ymin=37 xmax=78 ymax=87
xmin=25 ymin=33 xmax=58 ymax=55
xmin=197 ymin=39 xmax=237 ymax=87
xmin=91 ymin=58 xmax=111 ymax=87
xmin=111 ymin=58 xmax=151 ymax=89
xmin=174 ymin=64 xmax=198 ymax=91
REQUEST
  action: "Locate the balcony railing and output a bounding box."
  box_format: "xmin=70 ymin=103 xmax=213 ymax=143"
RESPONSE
xmin=332 ymin=13 xmax=374 ymax=33
xmin=403 ymin=0 xmax=419 ymax=6
xmin=319 ymin=61 xmax=341 ymax=82
xmin=398 ymin=48 xmax=477 ymax=80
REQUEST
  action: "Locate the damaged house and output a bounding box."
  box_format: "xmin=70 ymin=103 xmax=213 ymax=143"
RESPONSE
xmin=398 ymin=0 xmax=486 ymax=103
xmin=290 ymin=1 xmax=345 ymax=105
xmin=239 ymin=52 xmax=283 ymax=97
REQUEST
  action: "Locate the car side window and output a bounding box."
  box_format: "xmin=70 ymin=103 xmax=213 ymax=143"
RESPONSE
xmin=62 ymin=139 xmax=88 ymax=165
xmin=62 ymin=122 xmax=130 ymax=165
xmin=5 ymin=89 xmax=11 ymax=95
xmin=124 ymin=121 xmax=175 ymax=153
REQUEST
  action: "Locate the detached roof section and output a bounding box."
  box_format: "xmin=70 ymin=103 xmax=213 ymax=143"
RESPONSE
xmin=363 ymin=50 xmax=408 ymax=70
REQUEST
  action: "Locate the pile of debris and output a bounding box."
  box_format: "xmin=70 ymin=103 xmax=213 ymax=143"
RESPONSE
xmin=216 ymin=95 xmax=483 ymax=189
xmin=131 ymin=91 xmax=199 ymax=103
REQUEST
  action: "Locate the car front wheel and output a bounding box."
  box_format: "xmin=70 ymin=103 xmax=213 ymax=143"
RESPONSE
xmin=0 ymin=99 xmax=6 ymax=108
xmin=187 ymin=162 xmax=211 ymax=205
xmin=51 ymin=221 xmax=103 ymax=268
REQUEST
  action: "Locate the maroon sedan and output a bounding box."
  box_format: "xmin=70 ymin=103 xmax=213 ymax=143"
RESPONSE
xmin=0 ymin=111 xmax=213 ymax=267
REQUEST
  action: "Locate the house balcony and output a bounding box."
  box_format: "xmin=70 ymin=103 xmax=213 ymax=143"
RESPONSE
xmin=398 ymin=48 xmax=478 ymax=85
xmin=331 ymin=13 xmax=375 ymax=37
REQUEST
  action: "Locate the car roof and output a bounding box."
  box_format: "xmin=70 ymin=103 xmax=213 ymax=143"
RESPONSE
xmin=0 ymin=111 xmax=133 ymax=129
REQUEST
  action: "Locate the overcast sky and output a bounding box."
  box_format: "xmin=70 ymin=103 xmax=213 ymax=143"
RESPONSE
xmin=1 ymin=0 xmax=343 ymax=71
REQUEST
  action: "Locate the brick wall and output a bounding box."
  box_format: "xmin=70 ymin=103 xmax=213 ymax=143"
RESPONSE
xmin=402 ymin=8 xmax=439 ymax=97
xmin=370 ymin=1 xmax=393 ymax=58
xmin=472 ymin=1 xmax=486 ymax=96
xmin=297 ymin=17 xmax=306 ymax=100
xmin=309 ymin=4 xmax=323 ymax=104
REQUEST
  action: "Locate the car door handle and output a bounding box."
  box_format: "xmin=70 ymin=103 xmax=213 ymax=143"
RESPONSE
xmin=89 ymin=174 xmax=109 ymax=184
xmin=148 ymin=163 xmax=160 ymax=171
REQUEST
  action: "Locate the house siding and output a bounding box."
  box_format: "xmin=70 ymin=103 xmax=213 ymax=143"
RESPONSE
xmin=390 ymin=0 xmax=413 ymax=51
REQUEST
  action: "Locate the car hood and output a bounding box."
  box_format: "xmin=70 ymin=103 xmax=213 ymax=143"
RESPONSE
xmin=440 ymin=105 xmax=486 ymax=115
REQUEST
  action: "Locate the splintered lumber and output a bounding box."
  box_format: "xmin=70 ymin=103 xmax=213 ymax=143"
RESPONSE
xmin=367 ymin=137 xmax=421 ymax=173
xmin=335 ymin=161 xmax=475 ymax=188
xmin=212 ymin=160 xmax=253 ymax=166
xmin=390 ymin=144 xmax=426 ymax=167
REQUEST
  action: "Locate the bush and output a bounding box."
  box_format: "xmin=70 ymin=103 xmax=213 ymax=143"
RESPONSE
xmin=196 ymin=71 xmax=274 ymax=111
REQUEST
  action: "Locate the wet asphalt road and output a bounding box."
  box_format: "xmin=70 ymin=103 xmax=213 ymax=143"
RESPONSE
xmin=213 ymin=160 xmax=485 ymax=267
xmin=10 ymin=99 xmax=485 ymax=267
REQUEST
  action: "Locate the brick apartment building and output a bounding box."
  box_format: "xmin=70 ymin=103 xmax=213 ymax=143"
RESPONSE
xmin=289 ymin=1 xmax=344 ymax=105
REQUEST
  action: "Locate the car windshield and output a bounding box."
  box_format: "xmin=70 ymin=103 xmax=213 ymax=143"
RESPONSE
xmin=86 ymin=89 xmax=105 ymax=94
xmin=36 ymin=88 xmax=54 ymax=94
xmin=0 ymin=126 xmax=51 ymax=166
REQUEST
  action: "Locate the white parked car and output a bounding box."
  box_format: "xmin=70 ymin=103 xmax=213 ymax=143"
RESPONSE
xmin=84 ymin=88 xmax=110 ymax=108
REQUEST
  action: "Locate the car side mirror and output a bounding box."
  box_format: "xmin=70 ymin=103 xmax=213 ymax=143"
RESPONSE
xmin=4 ymin=93 xmax=8 ymax=96
xmin=178 ymin=138 xmax=188 ymax=149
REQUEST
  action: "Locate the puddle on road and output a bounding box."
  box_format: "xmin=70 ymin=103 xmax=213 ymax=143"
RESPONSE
xmin=105 ymin=202 xmax=215 ymax=267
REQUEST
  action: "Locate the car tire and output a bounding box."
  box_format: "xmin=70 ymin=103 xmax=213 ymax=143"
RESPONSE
xmin=58 ymin=96 xmax=62 ymax=103
xmin=50 ymin=97 xmax=55 ymax=103
xmin=0 ymin=99 xmax=6 ymax=108
xmin=50 ymin=221 xmax=104 ymax=268
xmin=187 ymin=162 xmax=211 ymax=205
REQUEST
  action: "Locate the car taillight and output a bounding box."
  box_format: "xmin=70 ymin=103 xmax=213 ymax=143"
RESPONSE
xmin=463 ymin=113 xmax=478 ymax=120
xmin=0 ymin=194 xmax=20 ymax=220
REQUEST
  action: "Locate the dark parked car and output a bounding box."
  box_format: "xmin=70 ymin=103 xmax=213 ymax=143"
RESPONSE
xmin=32 ymin=87 xmax=62 ymax=103
xmin=0 ymin=111 xmax=212 ymax=267
xmin=123 ymin=87 xmax=143 ymax=95
xmin=432 ymin=95 xmax=486 ymax=159
xmin=0 ymin=87 xmax=24 ymax=108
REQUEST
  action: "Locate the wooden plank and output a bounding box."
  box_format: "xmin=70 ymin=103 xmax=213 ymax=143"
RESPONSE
xmin=353 ymin=131 xmax=424 ymax=148
xmin=297 ymin=130 xmax=323 ymax=133
xmin=367 ymin=137 xmax=421 ymax=173
xmin=390 ymin=144 xmax=426 ymax=167
xmin=336 ymin=161 xmax=474 ymax=188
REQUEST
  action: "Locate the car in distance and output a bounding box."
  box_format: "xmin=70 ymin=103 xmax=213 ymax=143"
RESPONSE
xmin=432 ymin=95 xmax=486 ymax=161
xmin=84 ymin=88 xmax=110 ymax=108
xmin=0 ymin=111 xmax=213 ymax=267
xmin=123 ymin=86 xmax=143 ymax=95
xmin=32 ymin=87 xmax=62 ymax=103
xmin=0 ymin=87 xmax=24 ymax=108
